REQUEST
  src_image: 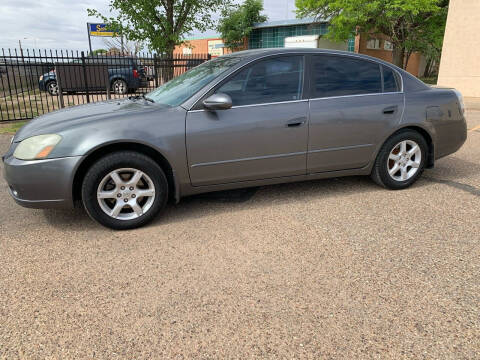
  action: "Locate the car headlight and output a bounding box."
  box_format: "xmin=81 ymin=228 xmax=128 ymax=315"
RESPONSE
xmin=39 ymin=75 xmax=44 ymax=81
xmin=13 ymin=134 xmax=62 ymax=160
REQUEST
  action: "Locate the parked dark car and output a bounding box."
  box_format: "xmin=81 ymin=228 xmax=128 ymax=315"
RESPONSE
xmin=38 ymin=56 xmax=148 ymax=95
xmin=4 ymin=49 xmax=467 ymax=230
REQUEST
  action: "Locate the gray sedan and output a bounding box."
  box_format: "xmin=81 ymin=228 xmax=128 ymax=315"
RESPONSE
xmin=2 ymin=49 xmax=467 ymax=229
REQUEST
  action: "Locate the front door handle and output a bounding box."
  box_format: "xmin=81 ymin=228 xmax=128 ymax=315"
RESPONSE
xmin=383 ymin=106 xmax=398 ymax=115
xmin=286 ymin=117 xmax=307 ymax=127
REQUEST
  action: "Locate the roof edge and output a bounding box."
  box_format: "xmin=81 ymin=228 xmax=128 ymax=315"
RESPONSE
xmin=253 ymin=17 xmax=329 ymax=29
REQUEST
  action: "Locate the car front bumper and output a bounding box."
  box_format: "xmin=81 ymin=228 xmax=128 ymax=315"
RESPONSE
xmin=2 ymin=154 xmax=83 ymax=209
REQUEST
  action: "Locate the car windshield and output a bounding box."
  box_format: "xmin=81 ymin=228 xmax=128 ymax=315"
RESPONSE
xmin=146 ymin=56 xmax=242 ymax=106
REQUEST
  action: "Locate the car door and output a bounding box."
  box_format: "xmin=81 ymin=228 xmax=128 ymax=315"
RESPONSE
xmin=186 ymin=55 xmax=308 ymax=186
xmin=307 ymin=55 xmax=405 ymax=173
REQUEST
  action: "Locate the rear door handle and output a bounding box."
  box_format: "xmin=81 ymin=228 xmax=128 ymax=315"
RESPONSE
xmin=383 ymin=106 xmax=398 ymax=115
xmin=286 ymin=117 xmax=307 ymax=127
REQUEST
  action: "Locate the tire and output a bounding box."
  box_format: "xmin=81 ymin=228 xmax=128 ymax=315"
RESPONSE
xmin=112 ymin=79 xmax=128 ymax=95
xmin=81 ymin=151 xmax=168 ymax=230
xmin=46 ymin=81 xmax=58 ymax=96
xmin=371 ymin=130 xmax=428 ymax=190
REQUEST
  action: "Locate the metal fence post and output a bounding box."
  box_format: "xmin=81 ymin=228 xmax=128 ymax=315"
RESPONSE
xmin=55 ymin=66 xmax=65 ymax=108
xmin=81 ymin=51 xmax=90 ymax=103
xmin=153 ymin=54 xmax=159 ymax=88
xmin=2 ymin=50 xmax=15 ymax=121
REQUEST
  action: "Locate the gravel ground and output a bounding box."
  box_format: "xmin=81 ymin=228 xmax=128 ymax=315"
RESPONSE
xmin=0 ymin=108 xmax=479 ymax=359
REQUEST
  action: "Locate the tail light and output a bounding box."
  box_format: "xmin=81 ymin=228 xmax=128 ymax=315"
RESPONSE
xmin=132 ymin=69 xmax=139 ymax=78
xmin=453 ymin=89 xmax=465 ymax=115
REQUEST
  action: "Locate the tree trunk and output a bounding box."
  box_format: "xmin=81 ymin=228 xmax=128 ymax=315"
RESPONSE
xmin=424 ymin=58 xmax=433 ymax=78
xmin=392 ymin=45 xmax=405 ymax=69
xmin=404 ymin=50 xmax=412 ymax=70
xmin=160 ymin=47 xmax=175 ymax=84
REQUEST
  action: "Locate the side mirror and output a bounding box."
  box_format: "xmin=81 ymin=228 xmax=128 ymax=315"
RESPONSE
xmin=203 ymin=93 xmax=232 ymax=110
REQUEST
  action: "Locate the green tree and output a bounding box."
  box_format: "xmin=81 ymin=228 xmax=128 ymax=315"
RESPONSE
xmin=295 ymin=0 xmax=449 ymax=69
xmin=217 ymin=0 xmax=267 ymax=51
xmin=88 ymin=0 xmax=230 ymax=57
xmin=90 ymin=49 xmax=108 ymax=56
xmin=405 ymin=4 xmax=448 ymax=76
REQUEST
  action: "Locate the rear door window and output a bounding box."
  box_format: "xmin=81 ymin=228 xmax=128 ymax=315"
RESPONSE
xmin=312 ymin=55 xmax=382 ymax=98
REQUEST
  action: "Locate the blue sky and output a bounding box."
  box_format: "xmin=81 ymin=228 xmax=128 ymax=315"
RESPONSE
xmin=0 ymin=0 xmax=297 ymax=52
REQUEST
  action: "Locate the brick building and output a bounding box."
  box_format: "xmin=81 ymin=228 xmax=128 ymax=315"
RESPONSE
xmin=174 ymin=37 xmax=234 ymax=58
xmin=174 ymin=18 xmax=425 ymax=77
xmin=354 ymin=33 xmax=425 ymax=77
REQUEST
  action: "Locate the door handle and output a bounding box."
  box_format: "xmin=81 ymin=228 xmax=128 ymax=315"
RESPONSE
xmin=383 ymin=106 xmax=398 ymax=115
xmin=286 ymin=117 xmax=307 ymax=127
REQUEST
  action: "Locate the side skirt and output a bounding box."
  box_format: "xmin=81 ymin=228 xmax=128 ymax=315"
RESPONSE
xmin=178 ymin=165 xmax=372 ymax=199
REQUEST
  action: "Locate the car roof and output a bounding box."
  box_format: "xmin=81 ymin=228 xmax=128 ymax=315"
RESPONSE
xmin=183 ymin=47 xmax=431 ymax=109
xmin=223 ymin=48 xmax=402 ymax=71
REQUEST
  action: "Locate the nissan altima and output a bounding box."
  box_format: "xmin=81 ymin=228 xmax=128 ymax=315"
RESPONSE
xmin=2 ymin=49 xmax=467 ymax=229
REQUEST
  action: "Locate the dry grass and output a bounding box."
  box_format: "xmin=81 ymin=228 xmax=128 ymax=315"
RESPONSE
xmin=0 ymin=121 xmax=27 ymax=134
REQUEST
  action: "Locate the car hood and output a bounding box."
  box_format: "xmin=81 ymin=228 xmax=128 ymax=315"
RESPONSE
xmin=15 ymin=98 xmax=168 ymax=141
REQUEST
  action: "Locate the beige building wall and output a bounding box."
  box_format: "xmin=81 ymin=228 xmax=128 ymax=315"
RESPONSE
xmin=438 ymin=0 xmax=480 ymax=97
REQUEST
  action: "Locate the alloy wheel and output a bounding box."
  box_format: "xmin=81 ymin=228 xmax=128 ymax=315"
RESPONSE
xmin=48 ymin=82 xmax=58 ymax=95
xmin=113 ymin=80 xmax=127 ymax=94
xmin=387 ymin=140 xmax=422 ymax=182
xmin=96 ymin=168 xmax=156 ymax=220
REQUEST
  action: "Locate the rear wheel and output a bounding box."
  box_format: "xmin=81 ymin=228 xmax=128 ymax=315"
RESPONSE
xmin=371 ymin=130 xmax=428 ymax=190
xmin=81 ymin=151 xmax=168 ymax=230
xmin=46 ymin=81 xmax=58 ymax=96
xmin=112 ymin=79 xmax=128 ymax=95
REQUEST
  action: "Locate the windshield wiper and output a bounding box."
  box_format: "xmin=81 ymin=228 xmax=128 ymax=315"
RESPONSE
xmin=128 ymin=94 xmax=155 ymax=103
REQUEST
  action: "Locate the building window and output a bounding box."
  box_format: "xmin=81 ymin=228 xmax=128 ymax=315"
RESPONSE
xmin=248 ymin=23 xmax=329 ymax=49
xmin=366 ymin=39 xmax=381 ymax=50
xmin=384 ymin=40 xmax=393 ymax=51
xmin=347 ymin=38 xmax=355 ymax=52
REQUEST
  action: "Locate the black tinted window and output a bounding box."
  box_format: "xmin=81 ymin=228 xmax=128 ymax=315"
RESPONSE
xmin=216 ymin=56 xmax=304 ymax=106
xmin=383 ymin=66 xmax=400 ymax=92
xmin=312 ymin=55 xmax=382 ymax=97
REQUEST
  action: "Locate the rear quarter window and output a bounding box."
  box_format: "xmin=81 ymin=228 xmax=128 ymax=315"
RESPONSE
xmin=383 ymin=65 xmax=401 ymax=92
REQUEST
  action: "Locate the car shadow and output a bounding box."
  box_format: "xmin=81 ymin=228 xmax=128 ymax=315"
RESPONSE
xmin=42 ymin=175 xmax=379 ymax=230
xmin=154 ymin=176 xmax=380 ymax=226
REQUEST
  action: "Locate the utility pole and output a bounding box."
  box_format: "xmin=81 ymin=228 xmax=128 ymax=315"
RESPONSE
xmin=18 ymin=39 xmax=23 ymax=57
xmin=87 ymin=23 xmax=93 ymax=54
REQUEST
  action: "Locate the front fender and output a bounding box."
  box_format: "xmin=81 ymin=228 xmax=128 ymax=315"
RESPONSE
xmin=50 ymin=105 xmax=191 ymax=197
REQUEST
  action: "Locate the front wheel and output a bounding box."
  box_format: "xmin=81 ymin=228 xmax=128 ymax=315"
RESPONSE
xmin=81 ymin=151 xmax=168 ymax=230
xmin=371 ymin=130 xmax=428 ymax=190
